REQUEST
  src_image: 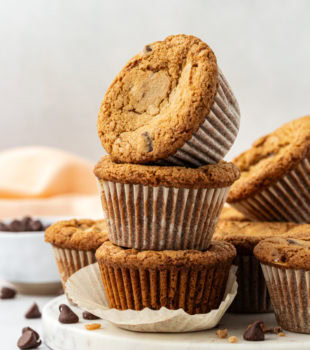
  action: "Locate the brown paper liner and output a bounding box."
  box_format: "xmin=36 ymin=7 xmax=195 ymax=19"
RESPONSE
xmin=229 ymin=255 xmax=272 ymax=313
xmin=97 ymin=260 xmax=232 ymax=315
xmin=99 ymin=181 xmax=230 ymax=250
xmin=159 ymin=70 xmax=240 ymax=166
xmin=52 ymin=246 xmax=96 ymax=291
xmin=261 ymin=263 xmax=310 ymax=333
xmin=231 ymin=154 xmax=310 ymax=223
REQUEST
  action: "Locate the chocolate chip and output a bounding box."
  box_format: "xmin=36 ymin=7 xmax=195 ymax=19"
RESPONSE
xmin=29 ymin=220 xmax=43 ymax=231
xmin=82 ymin=311 xmax=100 ymax=320
xmin=142 ymin=132 xmax=153 ymax=152
xmin=25 ymin=303 xmax=41 ymax=319
xmin=17 ymin=328 xmax=41 ymax=349
xmin=0 ymin=222 xmax=8 ymax=231
xmin=264 ymin=326 xmax=283 ymax=334
xmin=58 ymin=304 xmax=79 ymax=324
xmin=9 ymin=219 xmax=24 ymax=232
xmin=243 ymin=321 xmax=265 ymax=341
xmin=143 ymin=45 xmax=152 ymax=53
xmin=287 ymin=239 xmax=301 ymax=245
xmin=0 ymin=286 xmax=16 ymax=299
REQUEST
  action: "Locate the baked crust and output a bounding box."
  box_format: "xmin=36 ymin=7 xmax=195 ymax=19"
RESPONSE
xmin=219 ymin=206 xmax=248 ymax=222
xmin=45 ymin=219 xmax=108 ymax=251
xmin=97 ymin=34 xmax=218 ymax=164
xmin=96 ymin=241 xmax=236 ymax=270
xmin=254 ymin=237 xmax=310 ymax=270
xmin=94 ymin=156 xmax=240 ymax=189
xmin=228 ymin=116 xmax=310 ymax=202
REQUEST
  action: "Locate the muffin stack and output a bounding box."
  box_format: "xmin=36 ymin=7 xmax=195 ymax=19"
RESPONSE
xmin=215 ymin=116 xmax=310 ymax=333
xmin=93 ymin=35 xmax=241 ymax=314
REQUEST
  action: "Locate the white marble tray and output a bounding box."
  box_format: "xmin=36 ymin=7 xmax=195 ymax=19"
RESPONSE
xmin=42 ymin=295 xmax=310 ymax=350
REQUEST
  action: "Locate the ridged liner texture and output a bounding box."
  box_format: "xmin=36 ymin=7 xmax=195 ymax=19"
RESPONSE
xmin=53 ymin=246 xmax=96 ymax=291
xmin=261 ymin=264 xmax=310 ymax=333
xmin=159 ymin=70 xmax=240 ymax=167
xmin=229 ymin=255 xmax=272 ymax=313
xmin=97 ymin=261 xmax=232 ymax=315
xmin=100 ymin=180 xmax=230 ymax=250
xmin=231 ymin=155 xmax=310 ymax=223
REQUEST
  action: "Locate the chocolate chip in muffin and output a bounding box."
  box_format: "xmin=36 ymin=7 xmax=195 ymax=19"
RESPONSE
xmin=141 ymin=132 xmax=153 ymax=152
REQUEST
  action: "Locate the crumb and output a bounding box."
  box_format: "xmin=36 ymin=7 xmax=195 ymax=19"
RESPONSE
xmin=278 ymin=332 xmax=285 ymax=337
xmin=228 ymin=336 xmax=238 ymax=343
xmin=85 ymin=323 xmax=101 ymax=330
xmin=216 ymin=329 xmax=228 ymax=339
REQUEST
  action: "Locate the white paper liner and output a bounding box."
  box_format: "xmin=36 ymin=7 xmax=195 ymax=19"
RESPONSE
xmin=99 ymin=180 xmax=230 ymax=250
xmin=66 ymin=263 xmax=237 ymax=333
xmin=231 ymin=155 xmax=310 ymax=223
xmin=160 ymin=70 xmax=240 ymax=166
xmin=261 ymin=263 xmax=310 ymax=333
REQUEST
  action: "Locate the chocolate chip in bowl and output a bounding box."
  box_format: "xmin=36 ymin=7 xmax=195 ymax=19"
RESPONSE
xmin=0 ymin=216 xmax=49 ymax=233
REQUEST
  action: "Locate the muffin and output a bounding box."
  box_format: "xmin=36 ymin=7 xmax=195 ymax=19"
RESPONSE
xmin=254 ymin=237 xmax=310 ymax=334
xmin=97 ymin=34 xmax=240 ymax=167
xmin=214 ymin=220 xmax=310 ymax=313
xmin=96 ymin=240 xmax=236 ymax=314
xmin=228 ymin=116 xmax=310 ymax=223
xmin=94 ymin=156 xmax=240 ymax=250
xmin=45 ymin=219 xmax=108 ymax=290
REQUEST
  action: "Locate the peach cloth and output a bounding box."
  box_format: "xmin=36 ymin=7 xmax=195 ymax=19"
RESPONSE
xmin=0 ymin=147 xmax=102 ymax=219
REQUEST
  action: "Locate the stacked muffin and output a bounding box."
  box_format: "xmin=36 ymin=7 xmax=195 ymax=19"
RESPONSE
xmin=93 ymin=35 xmax=241 ymax=314
xmin=216 ymin=116 xmax=310 ymax=333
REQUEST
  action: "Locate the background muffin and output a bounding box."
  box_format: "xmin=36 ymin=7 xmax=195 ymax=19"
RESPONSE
xmin=97 ymin=34 xmax=240 ymax=166
xmin=96 ymin=240 xmax=236 ymax=314
xmin=94 ymin=156 xmax=240 ymax=250
xmin=228 ymin=116 xmax=310 ymax=222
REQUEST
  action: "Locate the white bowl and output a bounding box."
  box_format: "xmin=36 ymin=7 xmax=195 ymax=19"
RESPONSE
xmin=0 ymin=216 xmax=70 ymax=294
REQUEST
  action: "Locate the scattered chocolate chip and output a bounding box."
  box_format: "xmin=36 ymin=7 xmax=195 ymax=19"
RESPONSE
xmin=142 ymin=132 xmax=153 ymax=152
xmin=82 ymin=311 xmax=100 ymax=320
xmin=0 ymin=286 xmax=16 ymax=299
xmin=17 ymin=327 xmax=41 ymax=349
xmin=243 ymin=321 xmax=265 ymax=341
xmin=58 ymin=304 xmax=79 ymax=324
xmin=25 ymin=303 xmax=41 ymax=319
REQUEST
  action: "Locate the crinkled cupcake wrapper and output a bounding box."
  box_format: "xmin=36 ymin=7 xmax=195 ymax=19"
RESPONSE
xmin=100 ymin=180 xmax=230 ymax=250
xmin=261 ymin=263 xmax=310 ymax=333
xmin=231 ymin=154 xmax=310 ymax=223
xmin=52 ymin=246 xmax=96 ymax=291
xmin=229 ymin=255 xmax=272 ymax=313
xmin=159 ymin=70 xmax=240 ymax=167
xmin=65 ymin=263 xmax=238 ymax=332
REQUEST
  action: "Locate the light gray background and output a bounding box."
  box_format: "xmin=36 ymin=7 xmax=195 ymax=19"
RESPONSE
xmin=1 ymin=0 xmax=309 ymax=161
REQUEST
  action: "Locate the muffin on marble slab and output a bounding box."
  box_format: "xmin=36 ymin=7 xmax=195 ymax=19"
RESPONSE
xmin=214 ymin=220 xmax=310 ymax=313
xmin=45 ymin=219 xmax=108 ymax=291
xmin=254 ymin=237 xmax=310 ymax=334
xmin=94 ymin=156 xmax=240 ymax=251
xmin=96 ymin=240 xmax=236 ymax=315
xmin=97 ymin=34 xmax=240 ymax=167
xmin=227 ymin=116 xmax=310 ymax=223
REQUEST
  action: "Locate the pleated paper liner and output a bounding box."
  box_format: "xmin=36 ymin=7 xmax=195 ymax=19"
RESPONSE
xmin=158 ymin=70 xmax=240 ymax=167
xmin=261 ymin=264 xmax=310 ymax=334
xmin=229 ymin=255 xmax=272 ymax=313
xmin=100 ymin=180 xmax=230 ymax=250
xmin=231 ymin=154 xmax=310 ymax=223
xmin=65 ymin=263 xmax=237 ymax=333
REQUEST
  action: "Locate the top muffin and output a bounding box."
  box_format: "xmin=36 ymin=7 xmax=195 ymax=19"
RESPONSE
xmin=228 ymin=116 xmax=310 ymax=202
xmin=97 ymin=34 xmax=218 ymax=164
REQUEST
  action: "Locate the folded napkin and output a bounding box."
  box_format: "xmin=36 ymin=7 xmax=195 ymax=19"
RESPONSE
xmin=0 ymin=147 xmax=102 ymax=219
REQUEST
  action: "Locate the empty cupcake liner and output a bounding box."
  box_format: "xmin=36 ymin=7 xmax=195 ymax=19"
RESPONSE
xmin=231 ymin=154 xmax=310 ymax=223
xmin=99 ymin=180 xmax=230 ymax=250
xmin=261 ymin=263 xmax=310 ymax=333
xmin=52 ymin=246 xmax=96 ymax=291
xmin=229 ymin=255 xmax=272 ymax=313
xmin=159 ymin=70 xmax=240 ymax=167
xmin=65 ymin=263 xmax=238 ymax=332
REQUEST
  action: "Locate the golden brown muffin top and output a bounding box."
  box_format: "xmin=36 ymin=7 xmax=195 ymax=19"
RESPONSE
xmin=97 ymin=34 xmax=218 ymax=164
xmin=96 ymin=241 xmax=236 ymax=270
xmin=94 ymin=156 xmax=240 ymax=189
xmin=254 ymin=237 xmax=310 ymax=270
xmin=219 ymin=206 xmax=248 ymax=222
xmin=228 ymin=116 xmax=310 ymax=202
xmin=214 ymin=220 xmax=310 ymax=255
xmin=45 ymin=219 xmax=108 ymax=251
